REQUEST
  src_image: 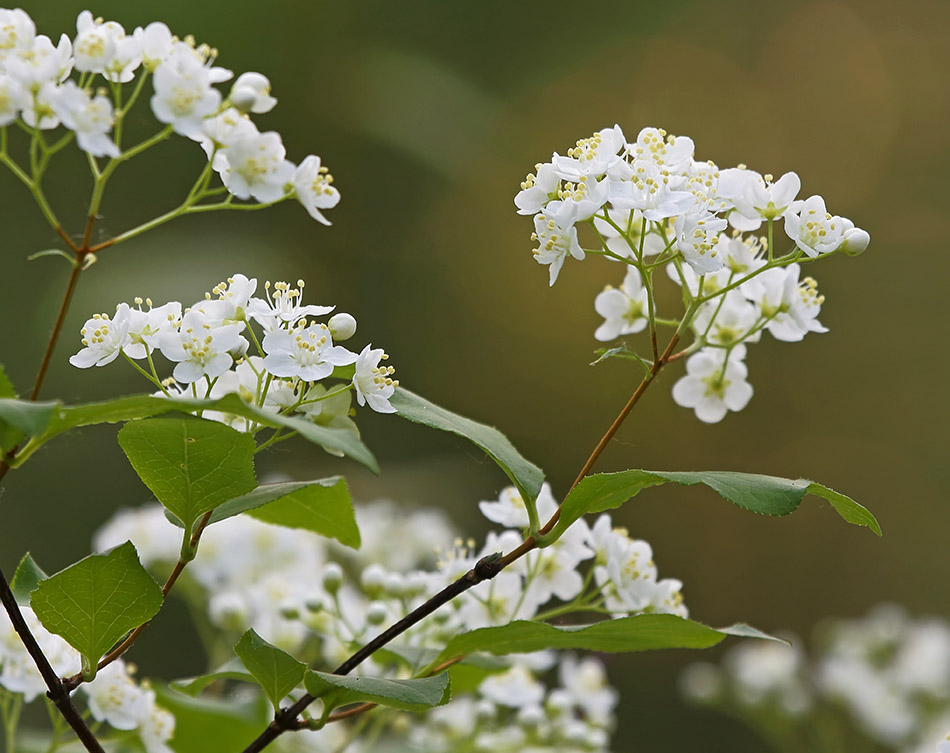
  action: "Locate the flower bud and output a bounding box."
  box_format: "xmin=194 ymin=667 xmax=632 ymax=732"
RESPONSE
xmin=230 ymin=72 xmax=276 ymax=114
xmin=360 ymin=564 xmax=386 ymax=596
xmin=517 ymin=704 xmax=543 ymax=728
xmin=475 ymin=699 xmax=496 ymax=721
xmin=840 ymin=227 xmax=870 ymax=256
xmin=305 ymin=597 xmax=325 ymax=614
xmin=366 ymin=601 xmax=388 ymax=625
xmin=279 ymin=604 xmax=300 ymax=620
xmin=328 ymin=313 xmax=357 ymax=341
xmin=383 ymin=572 xmax=405 ymax=598
xmin=322 ymin=563 xmax=344 ymax=594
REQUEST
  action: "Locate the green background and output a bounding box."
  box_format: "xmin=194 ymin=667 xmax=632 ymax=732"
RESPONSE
xmin=1 ymin=0 xmax=947 ymax=750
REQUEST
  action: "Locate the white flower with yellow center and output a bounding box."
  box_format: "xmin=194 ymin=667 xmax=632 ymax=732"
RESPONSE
xmin=626 ymin=127 xmax=695 ymax=174
xmin=158 ymin=309 xmax=245 ymax=383
xmin=671 ymin=346 xmax=752 ymax=423
xmin=743 ymin=264 xmax=827 ymax=342
xmin=514 ymin=161 xmax=560 ymax=215
xmin=126 ymin=299 xmax=181 ymax=359
xmin=220 ymin=131 xmax=294 ymax=202
xmin=262 ymin=323 xmax=356 ymax=382
xmin=294 ymin=155 xmax=340 ymax=225
xmin=553 ymin=124 xmax=625 ymax=181
xmin=4 ymin=34 xmax=73 ymax=93
xmin=594 ymin=266 xmax=650 ymax=341
xmin=0 ymin=73 xmax=26 ymax=125
xmin=608 ymin=158 xmax=694 ymax=221
xmin=718 ymin=168 xmax=800 ymax=231
xmin=675 ymin=208 xmax=728 ymax=274
xmin=783 ymin=194 xmax=845 ymax=257
xmin=247 ymin=280 xmax=334 ymax=332
xmin=352 ymin=344 xmax=397 ymax=413
xmin=69 ymin=303 xmax=132 ymax=368
xmin=150 ymin=45 xmax=221 ymax=139
xmin=0 ymin=8 xmax=35 ymax=62
xmin=51 ymin=81 xmax=119 ymax=157
xmin=81 ymin=660 xmax=148 ymax=731
xmin=531 ymin=202 xmax=584 ymax=286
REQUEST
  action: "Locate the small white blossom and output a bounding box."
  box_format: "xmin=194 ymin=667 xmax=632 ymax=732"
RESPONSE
xmin=69 ymin=304 xmax=132 ymax=368
xmin=230 ymin=71 xmax=276 ymax=114
xmin=132 ymin=22 xmax=173 ymax=71
xmin=672 ymin=347 xmax=753 ymax=423
xmin=246 ymin=280 xmax=334 ymax=332
xmin=514 ymin=161 xmax=560 ymax=215
xmin=158 ymin=309 xmax=245 ymax=383
xmin=531 ymin=202 xmax=584 ymax=286
xmin=150 ymin=45 xmax=221 ymax=139
xmin=784 ymin=194 xmax=846 ymax=257
xmin=0 ymin=73 xmax=26 ymax=125
xmin=294 ymin=155 xmax=340 ymax=225
xmin=718 ymin=168 xmax=800 ymax=231
xmin=594 ymin=266 xmax=649 ymax=341
xmin=126 ymin=300 xmax=181 ymax=359
xmin=674 ymin=209 xmax=728 ymax=274
xmin=743 ymin=264 xmax=827 ymax=342
xmin=219 ymin=131 xmax=294 ymax=203
xmin=352 ymin=344 xmax=397 ymax=413
xmin=51 ymin=81 xmax=119 ymax=157
xmin=262 ymin=323 xmax=356 ymax=382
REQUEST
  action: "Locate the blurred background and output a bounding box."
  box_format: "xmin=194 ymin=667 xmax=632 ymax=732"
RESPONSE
xmin=1 ymin=0 xmax=947 ymax=749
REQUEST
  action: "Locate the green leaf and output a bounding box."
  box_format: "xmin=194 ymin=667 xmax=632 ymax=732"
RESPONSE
xmin=10 ymin=552 xmax=47 ymax=605
xmin=9 ymin=392 xmax=377 ymax=472
xmin=199 ymin=477 xmax=360 ymax=548
xmin=27 ymin=248 xmax=78 ymax=266
xmin=550 ymin=469 xmax=881 ymax=540
xmin=234 ymin=629 xmax=306 ymax=710
xmin=435 ymin=615 xmax=781 ymax=664
xmin=0 ymin=397 xmax=58 ymax=439
xmin=30 ymin=542 xmax=163 ymax=678
xmin=154 ymin=685 xmax=268 ymax=753
xmin=118 ymin=416 xmax=257 ymax=532
xmin=171 ymin=663 xmax=255 ymax=698
xmin=304 ymin=670 xmax=449 ymax=714
xmin=390 ymin=388 xmax=543 ymax=501
xmin=0 ymin=362 xmax=15 ymax=399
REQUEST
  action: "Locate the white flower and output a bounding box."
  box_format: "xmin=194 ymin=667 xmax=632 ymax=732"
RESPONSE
xmin=230 ymin=71 xmax=276 ymax=114
xmin=132 ymin=22 xmax=173 ymax=71
xmin=220 ymin=131 xmax=294 ymax=202
xmin=552 ymin=175 xmax=609 ymax=225
xmin=594 ymin=266 xmax=649 ymax=341
xmin=671 ymin=347 xmax=753 ymax=423
xmin=557 ymin=655 xmax=618 ymax=725
xmin=262 ymin=323 xmax=357 ymax=382
xmin=73 ymin=12 xmax=117 ymax=74
xmin=674 ymin=209 xmax=728 ymax=274
xmin=625 ymin=127 xmax=695 ymax=174
xmin=459 ymin=568 xmax=540 ymax=629
xmin=479 ymin=665 xmax=545 ymax=709
xmin=200 ymin=107 xmax=259 ymax=167
xmin=718 ymin=168 xmax=800 ymax=231
xmin=691 ymin=291 xmax=760 ymax=348
xmin=0 ymin=8 xmax=35 ymax=62
xmin=82 ymin=660 xmax=149 ymax=730
xmin=725 ymin=638 xmax=812 ymax=715
xmin=478 ymin=483 xmax=558 ymax=529
xmin=93 ymin=505 xmax=180 ymax=566
xmin=20 ymin=80 xmax=62 ymax=130
xmin=531 ymin=202 xmax=584 ymax=286
xmin=743 ymin=264 xmax=827 ymax=342
xmin=0 ymin=606 xmax=81 ymax=702
xmin=352 ymin=344 xmax=397 ymax=413
xmin=553 ymin=125 xmax=625 ymax=181
xmin=514 ymin=161 xmax=560 ymax=215
xmin=294 ymin=155 xmax=340 ymax=225
xmin=4 ymin=34 xmax=72 ymax=92
xmin=591 ymin=206 xmax=666 ymax=259
xmin=126 ymin=300 xmax=181 ymax=359
xmin=607 ymin=159 xmax=695 ymax=221
xmin=51 ymin=81 xmax=120 ymax=158
xmin=69 ymin=304 xmax=132 ymax=368
xmin=588 ymin=516 xmax=660 ymax=613
xmin=150 ymin=45 xmax=221 ymax=139
xmin=138 ymin=693 xmax=175 ymax=753
xmin=158 ymin=309 xmax=245 ymax=383
xmin=0 ymin=73 xmax=26 ymax=125
xmin=246 ymin=280 xmax=334 ymax=332
xmin=784 ymin=194 xmax=846 ymax=257
xmin=192 ymin=273 xmax=257 ymax=323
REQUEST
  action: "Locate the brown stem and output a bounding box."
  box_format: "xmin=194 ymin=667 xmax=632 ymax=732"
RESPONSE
xmin=63 ymin=511 xmax=214 ymax=692
xmin=0 ymin=566 xmax=104 ymax=752
xmin=241 ymin=331 xmax=685 ymax=753
xmin=29 ymin=258 xmax=84 ymax=401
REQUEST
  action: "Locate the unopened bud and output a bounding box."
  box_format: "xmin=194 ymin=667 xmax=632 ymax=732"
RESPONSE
xmin=322 ymin=563 xmax=344 ymax=593
xmin=840 ymin=227 xmax=870 ymax=256
xmin=328 ymin=313 xmax=357 ymax=341
xmin=366 ymin=601 xmax=388 ymax=625
xmin=360 ymin=564 xmax=386 ymax=596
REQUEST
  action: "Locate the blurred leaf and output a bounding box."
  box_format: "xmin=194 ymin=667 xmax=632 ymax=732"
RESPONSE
xmin=171 ymin=662 xmax=255 ymax=698
xmin=9 ymin=393 xmax=377 ymax=472
xmin=435 ymin=615 xmax=781 ymax=663
xmin=0 ymin=398 xmax=58 ymax=456
xmin=118 ymin=416 xmax=257 ymax=532
xmin=304 ymin=670 xmax=449 ymax=714
xmin=10 ymin=552 xmax=47 ymax=605
xmin=31 ymin=542 xmax=163 ymax=678
xmin=0 ymin=362 xmax=15 ymax=398
xmin=154 ymin=685 xmax=268 ymax=753
xmin=194 ymin=477 xmax=360 ymax=548
xmin=550 ymin=470 xmax=881 ymax=540
xmin=390 ymin=387 xmax=543 ymax=501
xmin=27 ymin=248 xmax=78 ymax=266
xmin=234 ymin=630 xmax=306 ymax=710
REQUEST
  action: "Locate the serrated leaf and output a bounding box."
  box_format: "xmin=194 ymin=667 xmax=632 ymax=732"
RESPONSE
xmin=154 ymin=685 xmax=268 ymax=753
xmin=550 ymin=469 xmax=881 ymax=540
xmin=118 ymin=416 xmax=257 ymax=532
xmin=10 ymin=552 xmax=47 ymax=605
xmin=435 ymin=615 xmax=780 ymax=664
xmin=304 ymin=670 xmax=449 ymax=714
xmin=10 ymin=393 xmax=377 ymax=472
xmin=30 ymin=542 xmax=163 ymax=676
xmin=192 ymin=477 xmax=360 ymax=548
xmin=234 ymin=629 xmax=306 ymax=710
xmin=390 ymin=388 xmax=543 ymax=502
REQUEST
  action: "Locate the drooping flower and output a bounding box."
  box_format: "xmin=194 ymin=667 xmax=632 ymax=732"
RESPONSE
xmin=293 ymin=155 xmax=340 ymax=225
xmin=230 ymin=71 xmax=276 ymax=114
xmin=531 ymin=203 xmax=584 ymax=286
xmin=352 ymin=344 xmax=397 ymax=413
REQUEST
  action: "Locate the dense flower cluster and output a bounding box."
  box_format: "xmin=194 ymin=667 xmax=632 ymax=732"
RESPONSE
xmin=0 ymin=8 xmax=339 ymax=221
xmin=0 ymin=609 xmax=173 ymax=752
xmin=69 ymin=274 xmax=398 ymax=432
xmin=680 ymin=604 xmax=950 ymax=753
xmin=516 ymin=126 xmax=869 ymax=422
xmin=91 ymin=481 xmax=685 ymax=751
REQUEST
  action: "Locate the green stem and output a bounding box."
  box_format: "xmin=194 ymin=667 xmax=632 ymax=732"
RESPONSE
xmin=122 ymin=351 xmax=165 ymax=390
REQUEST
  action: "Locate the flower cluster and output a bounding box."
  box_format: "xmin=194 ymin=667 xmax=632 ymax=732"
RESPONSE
xmin=0 ymin=8 xmax=339 ymax=222
xmin=92 ymin=479 xmax=685 ymax=751
xmin=680 ymin=604 xmax=950 ymax=753
xmin=516 ymin=126 xmax=869 ymax=422
xmin=0 ymin=609 xmax=174 ymax=753
xmin=69 ymin=274 xmax=398 ymax=432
